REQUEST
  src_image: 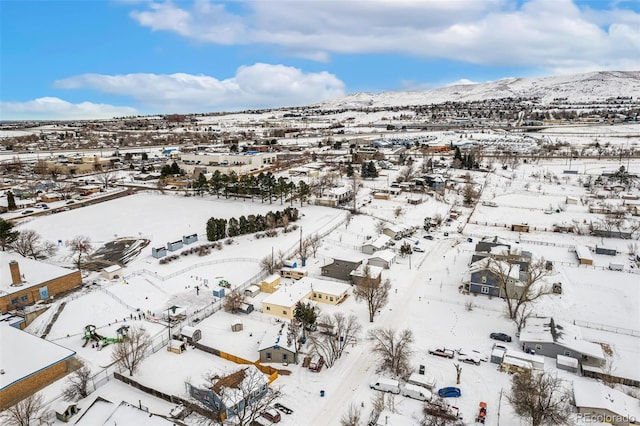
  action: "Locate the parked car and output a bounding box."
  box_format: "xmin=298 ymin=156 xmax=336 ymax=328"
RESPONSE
xmin=65 ymin=200 xmax=75 ymax=204
xmin=490 ymin=333 xmax=512 ymax=342
xmin=274 ymin=403 xmax=293 ymax=414
xmin=370 ymin=377 xmax=401 ymax=394
xmin=261 ymin=407 xmax=281 ymax=423
xmin=438 ymin=387 xmax=461 ymax=398
xmin=428 ymin=347 xmax=455 ymax=359
xmin=21 ymin=210 xmax=34 ymax=215
xmin=401 ymin=384 xmax=432 ymax=401
xmin=457 ymin=349 xmax=488 ymax=364
xmin=424 ymin=235 xmax=434 ymax=240
xmin=413 ymin=247 xmax=424 ymax=253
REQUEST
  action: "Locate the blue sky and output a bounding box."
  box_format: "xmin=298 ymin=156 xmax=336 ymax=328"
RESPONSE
xmin=1 ymin=0 xmax=639 ymax=120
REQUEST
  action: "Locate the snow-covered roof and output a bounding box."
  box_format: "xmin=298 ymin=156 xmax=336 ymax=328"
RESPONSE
xmin=574 ymin=380 xmax=640 ymax=420
xmin=350 ymin=264 xmax=384 ymax=279
xmin=213 ymin=365 xmax=268 ymax=409
xmin=262 ymin=277 xmax=350 ymax=307
xmin=368 ymin=249 xmax=396 ymax=263
xmin=519 ymin=317 xmax=605 ymax=360
xmin=575 ymin=245 xmax=593 ymax=260
xmin=258 ymin=322 xmax=296 ymax=353
xmin=102 ymin=264 xmax=122 ymax=273
xmin=468 ymin=257 xmax=520 ymax=280
xmin=103 ymin=401 xmax=175 ymax=426
xmin=376 ymin=409 xmax=415 ymax=426
xmin=364 ymin=234 xmax=391 ymax=249
xmin=262 ymin=273 xmax=281 ymax=284
xmin=0 ymin=252 xmax=78 ymax=296
xmin=0 ymin=325 xmax=76 ymax=390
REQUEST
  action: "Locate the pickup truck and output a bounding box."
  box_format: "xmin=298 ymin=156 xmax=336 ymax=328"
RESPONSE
xmin=428 ymin=347 xmax=455 ymax=359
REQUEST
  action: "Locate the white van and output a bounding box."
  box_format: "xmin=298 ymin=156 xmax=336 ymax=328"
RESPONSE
xmin=401 ymin=383 xmax=432 ymax=401
xmin=408 ymin=372 xmax=436 ymax=390
xmin=370 ymin=377 xmax=400 ymax=394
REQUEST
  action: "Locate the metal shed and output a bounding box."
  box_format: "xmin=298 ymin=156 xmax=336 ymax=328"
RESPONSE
xmin=180 ymin=325 xmax=201 ymax=343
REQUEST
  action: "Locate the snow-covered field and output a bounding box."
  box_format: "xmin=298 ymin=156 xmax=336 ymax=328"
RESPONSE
xmin=5 ymin=153 xmax=640 ymax=426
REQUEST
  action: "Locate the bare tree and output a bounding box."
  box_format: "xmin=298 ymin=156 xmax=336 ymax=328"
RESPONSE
xmin=513 ymin=304 xmax=534 ymax=334
xmin=62 ymin=362 xmax=92 ymax=401
xmin=223 ymin=288 xmax=247 ymax=314
xmin=454 ymin=363 xmax=462 ymax=384
xmin=507 ymin=371 xmax=572 ymax=426
xmin=393 ymin=206 xmax=403 ymax=218
xmin=340 ymin=403 xmax=363 ymax=426
xmin=111 ymin=326 xmax=151 ymax=376
xmin=69 ymin=235 xmax=92 ymax=272
xmin=205 ymin=367 xmax=281 ymax=426
xmin=309 ymin=234 xmax=321 ymax=257
xmin=97 ymin=168 xmax=116 ymax=190
xmin=0 ymin=394 xmax=44 ymax=426
xmin=351 ymin=171 xmax=361 ymax=212
xmin=368 ymin=327 xmax=414 ymax=376
xmin=308 ymin=313 xmax=362 ymax=367
xmin=12 ymin=230 xmax=57 ymax=259
xmin=375 ymin=220 xmax=386 ymax=234
xmin=353 ymin=267 xmax=391 ymax=322
xmin=260 ymin=254 xmax=280 ymax=274
xmin=487 ymin=252 xmax=551 ymax=320
xmin=56 ymin=181 xmax=76 ymax=200
xmin=396 ymin=163 xmax=415 ymax=183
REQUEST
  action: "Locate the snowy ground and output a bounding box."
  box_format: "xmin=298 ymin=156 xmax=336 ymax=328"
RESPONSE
xmin=7 ymin=154 xmax=640 ymax=426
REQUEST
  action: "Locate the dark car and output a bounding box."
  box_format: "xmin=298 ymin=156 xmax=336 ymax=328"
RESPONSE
xmin=490 ymin=332 xmax=512 ymax=342
xmin=438 ymin=387 xmax=461 ymax=398
xmin=21 ymin=210 xmax=34 ymax=215
xmin=423 ymin=235 xmax=434 ymax=240
xmin=261 ymin=407 xmax=281 ymax=423
xmin=274 ymin=403 xmax=293 ymax=414
xmin=66 ymin=200 xmax=75 ymax=204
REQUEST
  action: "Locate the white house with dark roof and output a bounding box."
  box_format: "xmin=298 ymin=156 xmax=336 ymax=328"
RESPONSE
xmin=367 ymin=249 xmax=396 ymax=269
xmin=362 ymin=235 xmax=391 ymax=255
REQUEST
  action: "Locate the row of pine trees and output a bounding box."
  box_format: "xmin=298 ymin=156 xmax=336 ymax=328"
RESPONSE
xmin=206 ymin=207 xmax=300 ymax=241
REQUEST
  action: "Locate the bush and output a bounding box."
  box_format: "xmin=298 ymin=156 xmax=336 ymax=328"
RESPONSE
xmin=225 ymin=238 xmax=234 ymax=245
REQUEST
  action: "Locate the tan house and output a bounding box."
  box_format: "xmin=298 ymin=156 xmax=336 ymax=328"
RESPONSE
xmin=1 ymin=254 xmax=83 ymax=313
xmin=261 ymin=277 xmax=350 ymax=320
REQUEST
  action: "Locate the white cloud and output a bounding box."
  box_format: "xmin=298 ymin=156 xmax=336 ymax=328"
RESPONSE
xmin=54 ymin=63 xmax=346 ymax=112
xmin=0 ymin=97 xmax=138 ymax=121
xmin=129 ymin=0 xmax=640 ymax=72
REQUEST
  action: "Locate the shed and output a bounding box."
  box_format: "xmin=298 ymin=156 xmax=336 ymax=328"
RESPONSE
xmin=575 ymin=245 xmax=594 ymax=265
xmin=182 ymin=234 xmax=198 ymax=245
xmin=239 ymin=303 xmax=254 ymax=314
xmin=167 ymin=339 xmax=187 ymax=354
xmin=500 ymin=356 xmax=533 ymax=374
xmin=282 ymin=260 xmax=297 ymax=268
xmin=490 ymin=346 xmax=506 ymax=364
xmin=166 ymin=240 xmax=183 ymax=252
xmin=556 ymin=354 xmax=579 ymax=373
xmin=259 ymin=274 xmax=281 ymax=293
xmin=231 ymin=322 xmax=243 ymax=332
xmin=213 ymin=288 xmax=225 ymax=298
xmin=595 ymin=245 xmax=616 ymax=256
xmin=566 ymin=196 xmax=579 ymax=205
xmin=244 ymin=285 xmax=261 ymax=297
xmin=54 ymin=401 xmax=79 ymax=422
xmin=101 ymin=264 xmax=122 ymax=280
xmin=180 ymin=326 xmax=201 ymax=343
xmin=511 ymin=224 xmax=530 ymax=232
xmin=152 ymin=246 xmax=167 ymax=258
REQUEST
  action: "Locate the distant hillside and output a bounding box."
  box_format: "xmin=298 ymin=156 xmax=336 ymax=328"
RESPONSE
xmin=321 ymin=71 xmax=640 ymax=109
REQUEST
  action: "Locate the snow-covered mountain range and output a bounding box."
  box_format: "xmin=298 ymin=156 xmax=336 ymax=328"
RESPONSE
xmin=321 ymin=70 xmax=640 ymax=109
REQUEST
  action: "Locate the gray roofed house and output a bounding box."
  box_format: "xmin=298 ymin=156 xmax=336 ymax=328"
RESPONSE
xmin=519 ymin=317 xmax=605 ymax=366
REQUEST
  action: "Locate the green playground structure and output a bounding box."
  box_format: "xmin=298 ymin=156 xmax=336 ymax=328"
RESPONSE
xmin=83 ymin=324 xmax=129 ymax=349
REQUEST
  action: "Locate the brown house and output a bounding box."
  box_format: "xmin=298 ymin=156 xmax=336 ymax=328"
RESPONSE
xmin=0 ymin=254 xmax=83 ymax=313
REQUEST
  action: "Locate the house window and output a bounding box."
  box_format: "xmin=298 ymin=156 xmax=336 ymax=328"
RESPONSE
xmin=266 ymin=306 xmax=271 ymax=311
xmin=329 ymin=297 xmax=334 ymax=302
xmin=283 ymin=310 xmax=287 ymax=315
xmin=535 ymin=344 xmax=542 ymax=350
xmin=481 ymin=286 xmax=489 ymax=294
xmin=481 ymin=276 xmax=487 ymax=284
xmin=266 ymin=352 xmax=271 ymax=360
xmin=564 ymin=350 xmax=571 ymax=357
xmin=20 ymin=295 xmax=28 ymax=302
xmin=282 ymin=354 xmax=288 ymax=362
xmin=10 ymin=298 xmax=18 ymax=305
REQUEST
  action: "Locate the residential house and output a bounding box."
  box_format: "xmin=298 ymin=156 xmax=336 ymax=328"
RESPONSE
xmin=575 ymin=245 xmax=594 ymax=265
xmin=573 ymin=381 xmax=640 ymax=426
xmin=188 ymin=365 xmax=268 ymax=420
xmin=367 ymin=249 xmax=396 ymax=269
xmin=519 ymin=317 xmax=605 ymax=366
xmin=465 ymin=257 xmax=525 ymax=298
xmin=350 ymin=264 xmax=383 ymax=287
xmin=259 ymin=274 xmax=281 ymax=293
xmin=258 ymin=322 xmax=297 ymax=364
xmin=261 ymin=277 xmax=350 ymax=320
xmin=321 ymin=254 xmax=364 ymax=281
xmin=361 ymin=235 xmax=391 ymax=255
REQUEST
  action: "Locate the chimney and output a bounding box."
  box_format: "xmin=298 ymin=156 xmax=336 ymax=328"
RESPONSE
xmin=9 ymin=260 xmax=22 ymax=285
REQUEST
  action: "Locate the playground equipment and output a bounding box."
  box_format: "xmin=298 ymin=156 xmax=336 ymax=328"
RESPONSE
xmin=83 ymin=325 xmax=105 ymax=347
xmin=83 ymin=324 xmax=129 ymax=349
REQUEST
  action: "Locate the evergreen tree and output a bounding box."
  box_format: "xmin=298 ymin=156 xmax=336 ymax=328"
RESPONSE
xmin=7 ymin=191 xmax=17 ymax=211
xmin=0 ymin=218 xmax=19 ymax=250
xmin=346 ymin=163 xmax=354 ymax=177
xmin=367 ymin=161 xmax=379 ymax=178
xmin=169 ymin=161 xmax=181 ymax=175
xmin=239 ymin=215 xmax=249 ymax=235
xmin=206 ymin=217 xmax=218 ymax=241
xmin=297 ymin=181 xmax=310 ymax=206
xmin=227 ymin=217 xmax=240 ymax=237
xmin=454 ymin=146 xmax=463 ymax=162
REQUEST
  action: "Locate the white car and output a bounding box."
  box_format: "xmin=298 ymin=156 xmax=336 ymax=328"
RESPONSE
xmin=457 ymin=349 xmax=488 ymax=365
xmin=413 ymin=247 xmax=425 ymax=253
